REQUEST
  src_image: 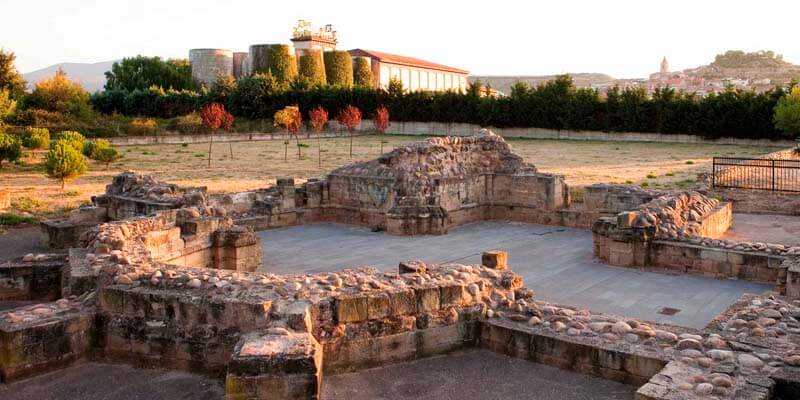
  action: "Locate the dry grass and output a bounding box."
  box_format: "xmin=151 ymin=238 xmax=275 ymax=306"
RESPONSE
xmin=0 ymin=134 xmax=782 ymax=218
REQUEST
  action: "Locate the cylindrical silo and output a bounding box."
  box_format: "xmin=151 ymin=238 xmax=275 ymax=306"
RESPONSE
xmin=189 ymin=48 xmax=233 ymax=86
xmin=233 ymin=52 xmax=250 ymax=78
xmin=249 ymin=44 xmax=296 ymax=75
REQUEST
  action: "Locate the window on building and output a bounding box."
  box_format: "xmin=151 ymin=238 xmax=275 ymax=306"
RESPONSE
xmin=401 ymin=69 xmax=410 ymax=90
xmin=420 ymin=71 xmax=429 ymax=90
xmin=380 ymin=65 xmax=390 ymax=88
xmin=410 ymin=70 xmax=419 ymax=91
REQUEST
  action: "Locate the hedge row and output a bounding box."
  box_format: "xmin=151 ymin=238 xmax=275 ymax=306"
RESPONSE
xmin=91 ymin=76 xmax=790 ymax=140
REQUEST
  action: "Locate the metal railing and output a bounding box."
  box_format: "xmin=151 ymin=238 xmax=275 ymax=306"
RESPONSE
xmin=712 ymin=157 xmax=800 ymax=192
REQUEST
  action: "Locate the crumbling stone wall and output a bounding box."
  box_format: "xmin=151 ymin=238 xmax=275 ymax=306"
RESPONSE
xmin=591 ymin=190 xmax=800 ymax=296
xmin=0 ymin=254 xmax=67 ymax=301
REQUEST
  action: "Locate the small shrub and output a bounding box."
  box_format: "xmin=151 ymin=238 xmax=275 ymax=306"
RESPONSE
xmin=646 ymin=173 xmax=657 ymax=179
xmin=83 ymin=138 xmax=111 ymax=158
xmin=640 ymin=182 xmax=649 ymax=187
xmin=685 ymin=160 xmax=694 ymax=165
xmin=128 ymin=118 xmax=158 ymax=135
xmin=21 ymin=127 xmax=50 ymax=150
xmin=12 ymin=196 xmax=42 ymax=212
xmin=625 ymin=180 xmax=633 ymax=184
xmin=181 ymin=143 xmax=189 ymax=147
xmin=0 ymin=132 xmax=22 ymax=168
xmin=93 ymin=146 xmax=121 ymax=168
xmin=0 ymin=213 xmax=37 ymax=226
xmin=45 ymin=139 xmax=88 ymax=190
xmin=174 ymin=113 xmax=203 ymax=134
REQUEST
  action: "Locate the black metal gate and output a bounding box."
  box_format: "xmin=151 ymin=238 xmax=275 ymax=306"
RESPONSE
xmin=712 ymin=157 xmax=800 ymax=192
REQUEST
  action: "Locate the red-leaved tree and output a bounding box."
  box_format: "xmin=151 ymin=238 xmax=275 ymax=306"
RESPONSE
xmin=337 ymin=105 xmax=361 ymax=158
xmin=199 ymin=102 xmax=235 ymax=167
xmin=372 ymin=105 xmax=390 ymax=154
xmin=309 ymin=106 xmax=329 ymax=166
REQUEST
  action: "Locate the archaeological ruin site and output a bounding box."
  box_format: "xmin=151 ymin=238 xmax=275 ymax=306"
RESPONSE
xmin=3 ymin=130 xmax=800 ymax=400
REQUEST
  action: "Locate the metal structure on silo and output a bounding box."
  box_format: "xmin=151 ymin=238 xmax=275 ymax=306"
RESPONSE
xmin=233 ymin=52 xmax=251 ymax=78
xmin=189 ymin=49 xmax=233 ymax=85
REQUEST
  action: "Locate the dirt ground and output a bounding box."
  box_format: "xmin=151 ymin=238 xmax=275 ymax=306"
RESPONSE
xmin=0 ymin=134 xmax=782 ymax=220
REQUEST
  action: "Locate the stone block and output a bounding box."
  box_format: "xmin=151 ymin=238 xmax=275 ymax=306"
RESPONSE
xmin=440 ymin=283 xmax=464 ymax=306
xmin=616 ymin=212 xmax=636 ymax=229
xmin=367 ymin=292 xmax=391 ymax=320
xmin=415 ymin=286 xmax=441 ymax=313
xmin=335 ymin=294 xmax=368 ymax=323
xmin=226 ymin=332 xmax=322 ymax=400
xmin=388 ymin=289 xmax=416 ymax=316
xmin=481 ymin=250 xmax=507 ymax=270
xmin=398 ymin=260 xmax=427 ymax=274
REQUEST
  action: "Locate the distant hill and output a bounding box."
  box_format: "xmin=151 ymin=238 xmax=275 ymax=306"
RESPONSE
xmin=683 ymin=50 xmax=800 ymax=84
xmin=468 ymin=73 xmax=616 ymax=95
xmin=23 ymin=60 xmax=116 ymax=93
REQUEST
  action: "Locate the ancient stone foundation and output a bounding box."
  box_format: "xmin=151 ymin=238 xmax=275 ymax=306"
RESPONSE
xmin=9 ymin=132 xmax=800 ymax=399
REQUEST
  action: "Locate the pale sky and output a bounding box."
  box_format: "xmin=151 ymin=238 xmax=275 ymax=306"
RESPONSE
xmin=2 ymin=0 xmax=798 ymax=78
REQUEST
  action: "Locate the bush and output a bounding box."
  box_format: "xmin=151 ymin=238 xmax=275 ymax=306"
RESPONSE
xmin=298 ymin=50 xmax=326 ymax=86
xmin=172 ymin=113 xmax=204 ymax=134
xmin=0 ymin=132 xmax=22 ymax=167
xmin=324 ymin=51 xmax=353 ymax=87
xmin=92 ymin=145 xmax=121 ymax=168
xmin=0 ymin=213 xmax=37 ymax=226
xmin=20 ymin=127 xmax=50 ymax=149
xmin=83 ymin=138 xmax=111 ymax=158
xmin=128 ymin=118 xmax=158 ymax=135
xmin=353 ymin=57 xmax=374 ymax=87
xmin=774 ymin=87 xmax=800 ymax=138
xmin=45 ymin=139 xmax=88 ymax=189
xmin=53 ymin=131 xmax=85 ymax=153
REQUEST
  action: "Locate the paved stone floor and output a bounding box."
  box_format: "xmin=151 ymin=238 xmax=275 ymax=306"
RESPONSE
xmin=0 ymin=362 xmax=224 ymax=400
xmin=322 ymin=349 xmax=637 ymax=400
xmin=722 ymin=213 xmax=800 ymax=247
xmin=259 ymin=221 xmax=769 ymax=328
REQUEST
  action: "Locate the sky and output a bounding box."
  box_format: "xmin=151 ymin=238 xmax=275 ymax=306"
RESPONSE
xmin=2 ymin=0 xmax=799 ymax=78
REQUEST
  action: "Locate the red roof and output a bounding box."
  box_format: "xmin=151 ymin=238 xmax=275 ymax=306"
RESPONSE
xmin=348 ymin=49 xmax=468 ymax=74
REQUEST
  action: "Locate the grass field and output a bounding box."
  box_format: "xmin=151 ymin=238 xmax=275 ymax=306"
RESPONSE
xmin=0 ymin=134 xmax=783 ymax=220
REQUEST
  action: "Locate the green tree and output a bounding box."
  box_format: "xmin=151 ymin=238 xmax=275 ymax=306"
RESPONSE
xmin=104 ymin=56 xmax=197 ymax=91
xmin=0 ymin=49 xmax=26 ymax=98
xmin=0 ymin=89 xmax=16 ymax=122
xmin=23 ymin=69 xmax=93 ymax=120
xmin=353 ymin=57 xmax=374 ymax=87
xmin=387 ymin=77 xmax=404 ymax=97
xmin=0 ymin=132 xmax=22 ymax=168
xmin=44 ymin=139 xmax=88 ymax=189
xmin=298 ymin=50 xmax=326 ymax=86
xmin=774 ymin=87 xmax=800 ymax=138
xmin=323 ymin=51 xmax=353 ymax=87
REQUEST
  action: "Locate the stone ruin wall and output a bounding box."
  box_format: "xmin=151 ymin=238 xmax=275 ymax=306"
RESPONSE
xmin=9 ymin=131 xmax=800 ymax=399
xmin=592 ymin=190 xmax=800 ymax=297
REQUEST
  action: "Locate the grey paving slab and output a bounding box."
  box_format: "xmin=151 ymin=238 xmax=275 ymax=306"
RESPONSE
xmin=722 ymin=213 xmax=800 ymax=247
xmin=258 ymin=221 xmax=770 ymax=328
xmin=322 ymin=349 xmax=636 ymax=400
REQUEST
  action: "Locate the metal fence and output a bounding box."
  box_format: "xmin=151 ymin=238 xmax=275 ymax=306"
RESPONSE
xmin=712 ymin=157 xmax=800 ymax=192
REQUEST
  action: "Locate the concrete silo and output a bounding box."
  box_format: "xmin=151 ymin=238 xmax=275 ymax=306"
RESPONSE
xmin=233 ymin=52 xmax=251 ymax=78
xmin=189 ymin=48 xmax=233 ymax=85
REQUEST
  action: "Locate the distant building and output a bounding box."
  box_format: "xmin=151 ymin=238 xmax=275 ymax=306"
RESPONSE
xmin=189 ymin=20 xmax=469 ymax=92
xmin=660 ymin=56 xmax=669 ymax=75
xmin=290 ymin=20 xmax=337 ymax=58
xmin=348 ymin=49 xmax=468 ymax=92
